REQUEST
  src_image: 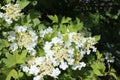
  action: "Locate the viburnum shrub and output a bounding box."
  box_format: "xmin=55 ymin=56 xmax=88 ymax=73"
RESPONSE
xmin=0 ymin=1 xmax=117 ymax=80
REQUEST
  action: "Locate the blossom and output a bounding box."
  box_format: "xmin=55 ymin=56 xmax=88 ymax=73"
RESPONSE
xmin=35 ymin=57 xmax=45 ymax=65
xmin=67 ymin=58 xmax=74 ymax=65
xmin=1 ymin=3 xmax=22 ymax=22
xmin=0 ymin=12 xmax=3 ymax=18
xmin=105 ymin=52 xmax=115 ymax=63
xmin=85 ymin=37 xmax=96 ymax=54
xmin=7 ymin=31 xmax=16 ymax=42
xmin=9 ymin=43 xmax=18 ymax=51
xmin=5 ymin=18 xmax=13 ymax=24
xmin=8 ymin=26 xmax=38 ymax=55
xmin=51 ymin=68 xmax=61 ymax=78
xmin=21 ymin=66 xmax=29 ymax=73
xmin=40 ymin=27 xmax=53 ymax=38
xmin=21 ymin=27 xmax=98 ymax=79
xmin=33 ymin=76 xmax=41 ymax=80
xmin=59 ymin=62 xmax=68 ymax=70
xmin=72 ymin=62 xmax=86 ymax=70
xmin=51 ymin=37 xmax=63 ymax=44
xmin=29 ymin=65 xmax=39 ymax=75
xmin=15 ymin=26 xmax=27 ymax=32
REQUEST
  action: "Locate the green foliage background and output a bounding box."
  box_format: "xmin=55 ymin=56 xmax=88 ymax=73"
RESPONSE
xmin=0 ymin=0 xmax=120 ymax=80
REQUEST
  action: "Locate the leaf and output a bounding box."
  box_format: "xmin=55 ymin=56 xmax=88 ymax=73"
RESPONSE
xmin=96 ymin=51 xmax=104 ymax=61
xmin=91 ymin=61 xmax=105 ymax=76
xmin=59 ymin=24 xmax=67 ymax=33
xmin=6 ymin=69 xmax=18 ymax=80
xmin=47 ymin=15 xmax=58 ymax=23
xmin=16 ymin=0 xmax=30 ymax=10
xmin=94 ymin=35 xmax=101 ymax=42
xmin=61 ymin=17 xmax=71 ymax=24
xmin=109 ymin=72 xmax=117 ymax=80
xmin=0 ymin=39 xmax=9 ymax=50
xmin=5 ymin=0 xmax=11 ymax=3
xmin=33 ymin=18 xmax=40 ymax=26
xmin=18 ymin=70 xmax=24 ymax=78
xmin=3 ymin=50 xmax=27 ymax=68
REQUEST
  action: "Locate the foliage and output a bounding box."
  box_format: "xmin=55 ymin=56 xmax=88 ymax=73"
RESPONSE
xmin=0 ymin=0 xmax=120 ymax=80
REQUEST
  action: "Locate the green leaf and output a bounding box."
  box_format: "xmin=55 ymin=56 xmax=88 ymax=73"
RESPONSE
xmin=33 ymin=18 xmax=40 ymax=26
xmin=61 ymin=17 xmax=71 ymax=24
xmin=16 ymin=0 xmax=30 ymax=10
xmin=109 ymin=72 xmax=117 ymax=80
xmin=63 ymin=34 xmax=68 ymax=41
xmin=3 ymin=50 xmax=27 ymax=68
xmin=6 ymin=69 xmax=18 ymax=80
xmin=94 ymin=35 xmax=101 ymax=42
xmin=91 ymin=61 xmax=105 ymax=76
xmin=47 ymin=15 xmax=58 ymax=23
xmin=96 ymin=51 xmax=104 ymax=61
xmin=0 ymin=39 xmax=9 ymax=50
xmin=59 ymin=24 xmax=67 ymax=33
xmin=18 ymin=70 xmax=24 ymax=78
xmin=3 ymin=39 xmax=9 ymax=47
xmin=5 ymin=0 xmax=11 ymax=3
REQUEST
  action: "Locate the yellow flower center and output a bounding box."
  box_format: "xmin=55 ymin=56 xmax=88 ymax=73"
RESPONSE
xmin=1 ymin=3 xmax=22 ymax=20
xmin=16 ymin=32 xmax=32 ymax=48
xmin=52 ymin=43 xmax=68 ymax=63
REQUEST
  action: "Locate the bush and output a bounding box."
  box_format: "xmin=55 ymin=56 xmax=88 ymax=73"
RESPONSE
xmin=0 ymin=0 xmax=120 ymax=80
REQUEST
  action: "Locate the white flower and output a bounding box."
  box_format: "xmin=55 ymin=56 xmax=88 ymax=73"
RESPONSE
xmin=86 ymin=50 xmax=91 ymax=55
xmin=57 ymin=31 xmax=63 ymax=39
xmin=45 ymin=50 xmax=54 ymax=59
xmin=59 ymin=62 xmax=68 ymax=70
xmin=8 ymin=26 xmax=38 ymax=55
xmin=0 ymin=12 xmax=3 ymax=18
xmin=44 ymin=42 xmax=54 ymax=59
xmin=105 ymin=52 xmax=115 ymax=63
xmin=51 ymin=68 xmax=61 ymax=78
xmin=29 ymin=65 xmax=39 ymax=75
xmin=22 ymin=66 xmax=29 ymax=73
xmin=28 ymin=29 xmax=38 ymax=41
xmin=9 ymin=43 xmax=18 ymax=51
xmin=68 ymin=47 xmax=74 ymax=55
xmin=92 ymin=47 xmax=97 ymax=52
xmin=45 ymin=27 xmax=53 ymax=33
xmin=50 ymin=57 xmax=59 ymax=66
xmin=5 ymin=18 xmax=12 ymax=24
xmin=1 ymin=3 xmax=22 ymax=21
xmin=39 ymin=29 xmax=45 ymax=38
xmin=51 ymin=37 xmax=63 ymax=44
xmin=65 ymin=40 xmax=71 ymax=48
xmin=35 ymin=57 xmax=45 ymax=65
xmin=72 ymin=62 xmax=86 ymax=70
xmin=43 ymin=42 xmax=52 ymax=51
xmin=7 ymin=31 xmax=16 ymax=42
xmin=67 ymin=58 xmax=74 ymax=65
xmin=29 ymin=49 xmax=37 ymax=55
xmin=39 ymin=27 xmax=53 ymax=38
xmin=33 ymin=76 xmax=41 ymax=80
xmin=68 ymin=32 xmax=76 ymax=42
xmin=15 ymin=26 xmax=27 ymax=32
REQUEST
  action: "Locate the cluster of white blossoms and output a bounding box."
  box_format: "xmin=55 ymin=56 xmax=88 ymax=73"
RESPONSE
xmin=39 ymin=27 xmax=53 ymax=38
xmin=8 ymin=26 xmax=38 ymax=55
xmin=21 ymin=27 xmax=97 ymax=80
xmin=105 ymin=52 xmax=115 ymax=63
xmin=0 ymin=3 xmax=22 ymax=24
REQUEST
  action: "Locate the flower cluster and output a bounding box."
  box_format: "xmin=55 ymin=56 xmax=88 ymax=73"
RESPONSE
xmin=105 ymin=52 xmax=115 ymax=63
xmin=8 ymin=26 xmax=38 ymax=55
xmin=0 ymin=3 xmax=22 ymax=24
xmin=21 ymin=27 xmax=97 ymax=80
xmin=39 ymin=27 xmax=53 ymax=38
